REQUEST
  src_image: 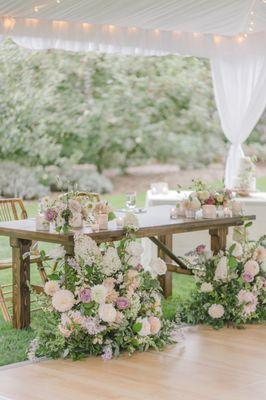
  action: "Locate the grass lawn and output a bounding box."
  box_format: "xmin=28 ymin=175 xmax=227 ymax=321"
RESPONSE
xmin=1 ymin=177 xmax=265 ymax=366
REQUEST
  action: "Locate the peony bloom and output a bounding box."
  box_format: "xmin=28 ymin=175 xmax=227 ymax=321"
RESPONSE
xmin=47 ymin=245 xmax=66 ymax=260
xmin=231 ymin=242 xmax=243 ymax=259
xmin=197 ymin=191 xmax=210 ymax=202
xmin=102 ymin=247 xmax=122 ymax=276
xmin=208 ymin=304 xmax=225 ymax=319
xmin=200 ymin=282 xmax=213 ymax=293
xmin=244 ymin=260 xmax=260 ymax=277
xmin=78 ymin=287 xmax=92 ymax=303
xmin=253 ymin=246 xmax=266 ymax=263
xmin=149 ymin=316 xmax=161 ymax=335
xmin=44 ymin=280 xmax=60 ymax=296
xmin=52 ymin=289 xmax=75 ymax=312
xmin=98 ymin=303 xmax=117 ymax=323
xmin=68 ymin=199 xmax=82 ymax=214
xmin=116 ymin=297 xmax=129 ymax=310
xmin=91 ymin=284 xmax=108 ymax=304
xmin=150 ymin=257 xmax=167 ymax=276
xmin=125 ymin=242 xmax=144 ymax=257
xmin=214 ymin=256 xmax=228 ymax=281
xmin=137 ymin=317 xmax=151 ymax=336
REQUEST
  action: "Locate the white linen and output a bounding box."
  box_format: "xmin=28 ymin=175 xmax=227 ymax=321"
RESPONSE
xmin=211 ymin=55 xmax=266 ymax=188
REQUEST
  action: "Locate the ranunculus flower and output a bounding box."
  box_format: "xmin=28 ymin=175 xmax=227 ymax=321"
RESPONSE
xmin=149 ymin=316 xmax=161 ymax=335
xmin=150 ymin=257 xmax=167 ymax=276
xmin=91 ymin=284 xmax=108 ymax=304
xmin=78 ymin=288 xmax=92 ymax=303
xmin=232 ymin=242 xmax=243 ymax=259
xmin=137 ymin=317 xmax=151 ymax=336
xmin=208 ymin=304 xmax=225 ymax=319
xmin=116 ymin=297 xmax=129 ymax=310
xmin=200 ymin=282 xmax=213 ymax=293
xmin=44 ymin=280 xmax=60 ymax=296
xmin=244 ymin=260 xmax=260 ymax=277
xmin=52 ymin=289 xmax=75 ymax=312
xmin=214 ymin=256 xmax=228 ymax=281
xmin=98 ymin=303 xmax=117 ymax=323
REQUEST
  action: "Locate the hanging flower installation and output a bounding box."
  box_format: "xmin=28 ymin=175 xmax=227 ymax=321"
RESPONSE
xmin=29 ymin=228 xmax=181 ymax=361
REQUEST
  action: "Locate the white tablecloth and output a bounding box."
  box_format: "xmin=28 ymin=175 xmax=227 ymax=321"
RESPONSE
xmin=142 ymin=190 xmax=266 ymax=265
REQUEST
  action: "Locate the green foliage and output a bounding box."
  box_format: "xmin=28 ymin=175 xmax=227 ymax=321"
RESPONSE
xmin=0 ymin=39 xmax=225 ymax=172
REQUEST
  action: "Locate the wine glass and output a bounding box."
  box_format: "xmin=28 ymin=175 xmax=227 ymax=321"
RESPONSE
xmin=125 ymin=192 xmax=136 ymax=210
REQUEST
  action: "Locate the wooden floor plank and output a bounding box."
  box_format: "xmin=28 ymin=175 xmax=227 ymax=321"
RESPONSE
xmin=0 ymin=325 xmax=265 ymax=400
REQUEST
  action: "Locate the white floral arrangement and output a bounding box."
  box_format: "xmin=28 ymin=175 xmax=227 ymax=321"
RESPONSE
xmin=182 ymin=227 xmax=266 ymax=329
xmin=29 ymin=232 xmax=181 ymax=360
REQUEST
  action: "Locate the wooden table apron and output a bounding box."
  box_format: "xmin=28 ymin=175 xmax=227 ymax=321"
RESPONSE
xmin=0 ymin=208 xmax=255 ymax=329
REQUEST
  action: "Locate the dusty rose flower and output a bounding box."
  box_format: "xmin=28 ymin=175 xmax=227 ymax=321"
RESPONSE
xmin=116 ymin=297 xmax=129 ymax=310
xmin=242 ymin=272 xmax=254 ymax=283
xmin=205 ymin=197 xmax=216 ymax=205
xmin=253 ymin=246 xmax=266 ymax=263
xmin=149 ymin=316 xmax=161 ymax=335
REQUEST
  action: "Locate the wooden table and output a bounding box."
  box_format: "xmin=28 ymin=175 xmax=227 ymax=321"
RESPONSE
xmin=0 ymin=205 xmax=255 ymax=329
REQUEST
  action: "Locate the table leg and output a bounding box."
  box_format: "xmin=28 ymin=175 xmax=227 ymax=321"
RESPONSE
xmin=209 ymin=227 xmax=228 ymax=254
xmin=10 ymin=238 xmax=32 ymax=329
xmin=158 ymin=235 xmax=173 ymax=297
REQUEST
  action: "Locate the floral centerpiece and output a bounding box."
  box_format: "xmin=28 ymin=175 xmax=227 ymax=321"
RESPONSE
xmin=181 ymin=224 xmax=266 ymax=329
xmin=43 ymin=193 xmax=115 ymax=233
xmin=29 ymin=229 xmax=181 ymax=361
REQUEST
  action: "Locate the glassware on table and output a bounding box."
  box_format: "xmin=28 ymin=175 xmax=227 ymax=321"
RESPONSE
xmin=126 ymin=192 xmax=137 ymax=210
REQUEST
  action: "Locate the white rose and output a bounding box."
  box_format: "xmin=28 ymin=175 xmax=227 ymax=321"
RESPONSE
xmin=214 ymin=256 xmax=228 ymax=281
xmin=98 ymin=303 xmax=117 ymax=323
xmin=137 ymin=317 xmax=151 ymax=336
xmin=231 ymin=242 xmax=243 ymax=259
xmin=208 ymin=304 xmax=225 ymax=319
xmin=150 ymin=257 xmax=167 ymax=276
xmin=125 ymin=241 xmax=144 ymax=257
xmin=91 ymin=284 xmax=108 ymax=304
xmin=52 ymin=289 xmax=75 ymax=312
xmin=244 ymin=260 xmax=260 ymax=277
xmin=198 ymin=191 xmax=210 ymax=201
xmin=44 ymin=280 xmax=60 ymax=296
xmin=47 ymin=245 xmax=66 ymax=260
xmin=200 ymin=282 xmax=213 ymax=293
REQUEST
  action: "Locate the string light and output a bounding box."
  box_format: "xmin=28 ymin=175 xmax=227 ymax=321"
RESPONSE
xmin=213 ymin=35 xmax=222 ymax=44
xmin=3 ymin=17 xmax=15 ymax=30
xmin=154 ymin=28 xmax=160 ymax=35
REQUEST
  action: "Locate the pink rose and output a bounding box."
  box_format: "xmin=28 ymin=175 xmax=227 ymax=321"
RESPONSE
xmin=244 ymin=260 xmax=260 ymax=277
xmin=149 ymin=316 xmax=161 ymax=335
xmin=242 ymin=272 xmax=254 ymax=283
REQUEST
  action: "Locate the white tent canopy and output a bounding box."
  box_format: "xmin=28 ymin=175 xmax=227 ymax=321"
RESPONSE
xmin=0 ymin=0 xmax=266 ymax=187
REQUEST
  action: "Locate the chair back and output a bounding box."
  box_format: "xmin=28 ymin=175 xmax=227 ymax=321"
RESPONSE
xmin=0 ymin=198 xmax=27 ymax=221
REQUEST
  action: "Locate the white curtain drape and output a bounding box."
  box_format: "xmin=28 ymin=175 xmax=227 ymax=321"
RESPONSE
xmin=211 ymin=55 xmax=266 ymax=188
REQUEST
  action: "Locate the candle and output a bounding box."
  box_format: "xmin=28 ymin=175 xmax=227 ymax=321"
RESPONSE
xmin=98 ymin=213 xmax=108 ymax=230
xmin=170 ymin=207 xmax=178 ymax=219
xmin=231 ymin=200 xmax=243 ymax=216
xmin=116 ymin=216 xmax=124 ymax=228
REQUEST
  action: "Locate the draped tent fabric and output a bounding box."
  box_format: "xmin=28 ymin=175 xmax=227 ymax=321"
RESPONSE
xmin=0 ymin=0 xmax=266 ymax=187
xmin=211 ymin=54 xmax=266 ymax=188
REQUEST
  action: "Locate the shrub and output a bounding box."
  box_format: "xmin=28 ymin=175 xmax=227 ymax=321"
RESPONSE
xmin=0 ymin=162 xmax=49 ymax=199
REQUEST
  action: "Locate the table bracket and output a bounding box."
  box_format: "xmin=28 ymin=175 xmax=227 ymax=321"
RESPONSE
xmin=149 ymin=236 xmax=189 ymax=271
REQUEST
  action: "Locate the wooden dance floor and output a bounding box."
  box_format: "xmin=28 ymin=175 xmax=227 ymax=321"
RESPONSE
xmin=0 ymin=325 xmax=265 ymax=400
